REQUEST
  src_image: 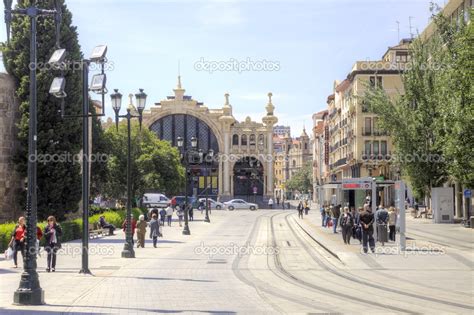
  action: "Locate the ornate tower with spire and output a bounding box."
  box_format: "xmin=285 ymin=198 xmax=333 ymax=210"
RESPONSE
xmin=173 ymin=75 xmax=185 ymax=101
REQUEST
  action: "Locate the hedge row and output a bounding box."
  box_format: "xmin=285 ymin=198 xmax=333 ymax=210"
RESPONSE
xmin=0 ymin=208 xmax=146 ymax=253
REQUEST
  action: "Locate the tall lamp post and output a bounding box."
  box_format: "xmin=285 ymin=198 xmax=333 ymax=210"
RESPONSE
xmin=111 ymin=89 xmax=147 ymax=258
xmin=49 ymin=45 xmax=108 ymax=275
xmin=200 ymin=149 xmax=214 ymax=223
xmin=177 ymin=136 xmax=198 ymax=235
xmin=4 ymin=0 xmax=62 ymax=305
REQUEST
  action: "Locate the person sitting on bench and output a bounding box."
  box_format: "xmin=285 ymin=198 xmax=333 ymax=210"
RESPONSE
xmin=99 ymin=215 xmax=115 ymax=235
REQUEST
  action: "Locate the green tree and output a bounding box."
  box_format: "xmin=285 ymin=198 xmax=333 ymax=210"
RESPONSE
xmin=286 ymin=162 xmax=313 ymax=194
xmin=363 ymin=7 xmax=474 ymax=200
xmin=102 ymin=121 xmax=185 ymax=204
xmin=2 ymin=0 xmax=83 ymax=221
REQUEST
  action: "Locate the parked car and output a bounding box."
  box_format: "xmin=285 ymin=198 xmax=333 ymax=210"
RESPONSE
xmin=142 ymin=193 xmax=170 ymax=209
xmin=224 ymin=199 xmax=258 ymax=211
xmin=171 ymin=196 xmax=198 ymax=208
xmin=198 ymin=198 xmax=223 ymax=210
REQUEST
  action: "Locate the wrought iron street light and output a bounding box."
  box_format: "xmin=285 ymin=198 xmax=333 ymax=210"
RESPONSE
xmin=111 ymin=89 xmax=147 ymax=258
xmin=204 ymin=148 xmax=214 ymax=223
xmin=176 ymin=136 xmax=198 ymax=235
xmin=4 ymin=0 xmax=62 ymax=305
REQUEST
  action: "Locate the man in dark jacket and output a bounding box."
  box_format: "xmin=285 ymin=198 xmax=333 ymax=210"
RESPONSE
xmin=359 ymin=205 xmax=375 ymax=253
xmin=331 ymin=205 xmax=341 ymax=233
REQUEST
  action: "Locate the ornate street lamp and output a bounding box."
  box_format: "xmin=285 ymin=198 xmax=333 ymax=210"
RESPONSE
xmin=204 ymin=149 xmax=214 ymax=223
xmin=111 ymin=89 xmax=147 ymax=258
xmin=177 ymin=136 xmax=198 ymax=235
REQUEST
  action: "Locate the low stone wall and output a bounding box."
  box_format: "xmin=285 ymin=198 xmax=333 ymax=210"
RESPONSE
xmin=0 ymin=73 xmax=22 ymax=222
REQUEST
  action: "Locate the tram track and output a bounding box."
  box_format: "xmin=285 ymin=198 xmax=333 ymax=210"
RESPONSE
xmin=287 ymin=213 xmax=474 ymax=312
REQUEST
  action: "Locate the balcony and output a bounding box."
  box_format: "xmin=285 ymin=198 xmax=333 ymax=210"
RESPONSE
xmin=373 ymin=129 xmax=389 ymax=136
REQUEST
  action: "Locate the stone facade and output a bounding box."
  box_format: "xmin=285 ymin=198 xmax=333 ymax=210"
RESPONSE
xmin=141 ymin=77 xmax=278 ymax=200
xmin=0 ymin=73 xmax=22 ymax=222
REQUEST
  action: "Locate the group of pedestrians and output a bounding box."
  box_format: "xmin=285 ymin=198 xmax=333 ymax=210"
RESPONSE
xmin=319 ymin=203 xmax=399 ymax=254
xmin=8 ymin=215 xmax=62 ymax=272
xmin=121 ymin=213 xmax=163 ymax=248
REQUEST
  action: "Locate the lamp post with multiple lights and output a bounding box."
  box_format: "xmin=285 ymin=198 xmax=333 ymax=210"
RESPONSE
xmin=111 ymin=89 xmax=147 ymax=258
xmin=49 ymin=44 xmax=109 ymax=275
xmin=3 ymin=0 xmax=62 ymax=305
xmin=176 ymin=136 xmax=199 ymax=235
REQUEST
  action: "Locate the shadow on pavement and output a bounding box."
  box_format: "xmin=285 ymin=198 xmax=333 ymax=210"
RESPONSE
xmin=102 ymin=275 xmax=216 ymax=282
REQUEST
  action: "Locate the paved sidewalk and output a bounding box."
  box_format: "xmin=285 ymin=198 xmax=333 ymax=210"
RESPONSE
xmin=0 ymin=210 xmax=276 ymax=314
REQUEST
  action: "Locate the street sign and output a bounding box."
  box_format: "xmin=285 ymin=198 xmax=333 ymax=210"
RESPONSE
xmin=464 ymin=189 xmax=472 ymax=198
xmin=341 ymin=178 xmax=372 ymax=190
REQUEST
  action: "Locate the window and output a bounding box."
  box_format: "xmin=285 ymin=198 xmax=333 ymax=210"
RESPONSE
xmin=373 ymin=141 xmax=379 ymax=155
xmin=241 ymin=134 xmax=248 ymax=146
xmin=232 ymin=134 xmax=239 ymax=146
xmin=249 ymin=134 xmax=256 ymax=145
xmin=365 ymin=141 xmax=371 ymax=154
xmin=293 ymin=160 xmax=296 ymax=167
xmin=305 ymin=142 xmax=308 ymax=150
xmin=370 ymin=76 xmax=376 ymax=87
xmin=381 ymin=141 xmax=387 ymax=155
xmin=364 ymin=117 xmax=372 ymax=135
xmin=377 ymin=76 xmax=383 ymax=87
xmin=258 ymin=134 xmax=265 ymax=146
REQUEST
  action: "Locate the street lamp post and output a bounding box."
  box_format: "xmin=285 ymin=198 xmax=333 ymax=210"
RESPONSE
xmin=49 ymin=45 xmax=108 ymax=275
xmin=4 ymin=0 xmax=62 ymax=305
xmin=203 ymin=149 xmax=214 ymax=223
xmin=111 ymin=89 xmax=147 ymax=258
xmin=177 ymin=136 xmax=198 ymax=235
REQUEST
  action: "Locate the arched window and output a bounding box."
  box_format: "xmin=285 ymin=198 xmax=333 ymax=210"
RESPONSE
xmin=232 ymin=134 xmax=239 ymax=146
xmin=305 ymin=142 xmax=308 ymax=150
xmin=258 ymin=134 xmax=265 ymax=146
xmin=293 ymin=160 xmax=296 ymax=167
xmin=241 ymin=134 xmax=248 ymax=146
xmin=249 ymin=134 xmax=256 ymax=145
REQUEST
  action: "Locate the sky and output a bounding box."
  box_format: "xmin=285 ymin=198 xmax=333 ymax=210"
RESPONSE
xmin=1 ymin=0 xmax=445 ymax=137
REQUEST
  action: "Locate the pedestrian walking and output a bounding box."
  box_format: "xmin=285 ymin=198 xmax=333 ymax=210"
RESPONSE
xmin=320 ymin=204 xmax=326 ymax=227
xmin=149 ymin=213 xmax=160 ymax=248
xmin=268 ymin=198 xmax=274 ymax=209
xmin=189 ymin=205 xmax=194 ymax=221
xmin=375 ymin=205 xmax=389 ymax=246
xmin=330 ymin=205 xmax=341 ymax=233
xmin=339 ymin=207 xmax=354 ymax=244
xmin=122 ymin=214 xmax=137 ymax=245
xmin=304 ymin=200 xmax=309 ymax=215
xmin=8 ymin=217 xmax=26 ymax=268
xmin=276 ymin=196 xmax=280 ymax=206
xmin=177 ymin=205 xmax=184 ymax=227
xmin=165 ymin=204 xmax=174 ymax=226
xmin=136 ymin=215 xmax=147 ymax=248
xmin=388 ymin=206 xmax=397 ymax=242
xmin=297 ymin=202 xmax=304 ymax=219
xmin=44 ymin=216 xmax=62 ymax=272
xmin=359 ymin=205 xmax=375 ymax=254
xmin=352 ymin=207 xmax=362 ymax=243
xmin=159 ymin=208 xmax=166 ymax=226
xmin=199 ymin=200 xmax=205 ymax=214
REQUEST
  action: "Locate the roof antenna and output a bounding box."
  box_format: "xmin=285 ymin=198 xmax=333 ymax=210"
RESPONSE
xmin=396 ymin=20 xmax=400 ymax=42
xmin=409 ymin=16 xmax=414 ymax=39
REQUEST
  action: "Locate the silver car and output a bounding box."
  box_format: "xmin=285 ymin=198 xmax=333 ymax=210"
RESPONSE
xmin=224 ymin=199 xmax=258 ymax=211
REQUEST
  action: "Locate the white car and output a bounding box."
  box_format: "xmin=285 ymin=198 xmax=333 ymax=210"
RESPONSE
xmin=198 ymin=198 xmax=224 ymax=210
xmin=224 ymin=199 xmax=258 ymax=211
xmin=142 ymin=193 xmax=170 ymax=209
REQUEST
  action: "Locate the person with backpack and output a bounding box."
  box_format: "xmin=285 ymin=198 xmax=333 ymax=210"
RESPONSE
xmin=375 ymin=205 xmax=389 ymax=246
xmin=339 ymin=207 xmax=354 ymax=244
xmin=44 ymin=216 xmax=62 ymax=272
xmin=359 ymin=205 xmax=375 ymax=254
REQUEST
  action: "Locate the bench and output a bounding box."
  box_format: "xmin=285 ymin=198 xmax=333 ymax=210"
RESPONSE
xmin=88 ymin=222 xmax=111 ymax=239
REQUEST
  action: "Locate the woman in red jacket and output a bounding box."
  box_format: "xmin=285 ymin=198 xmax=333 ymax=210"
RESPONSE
xmin=8 ymin=217 xmax=26 ymax=268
